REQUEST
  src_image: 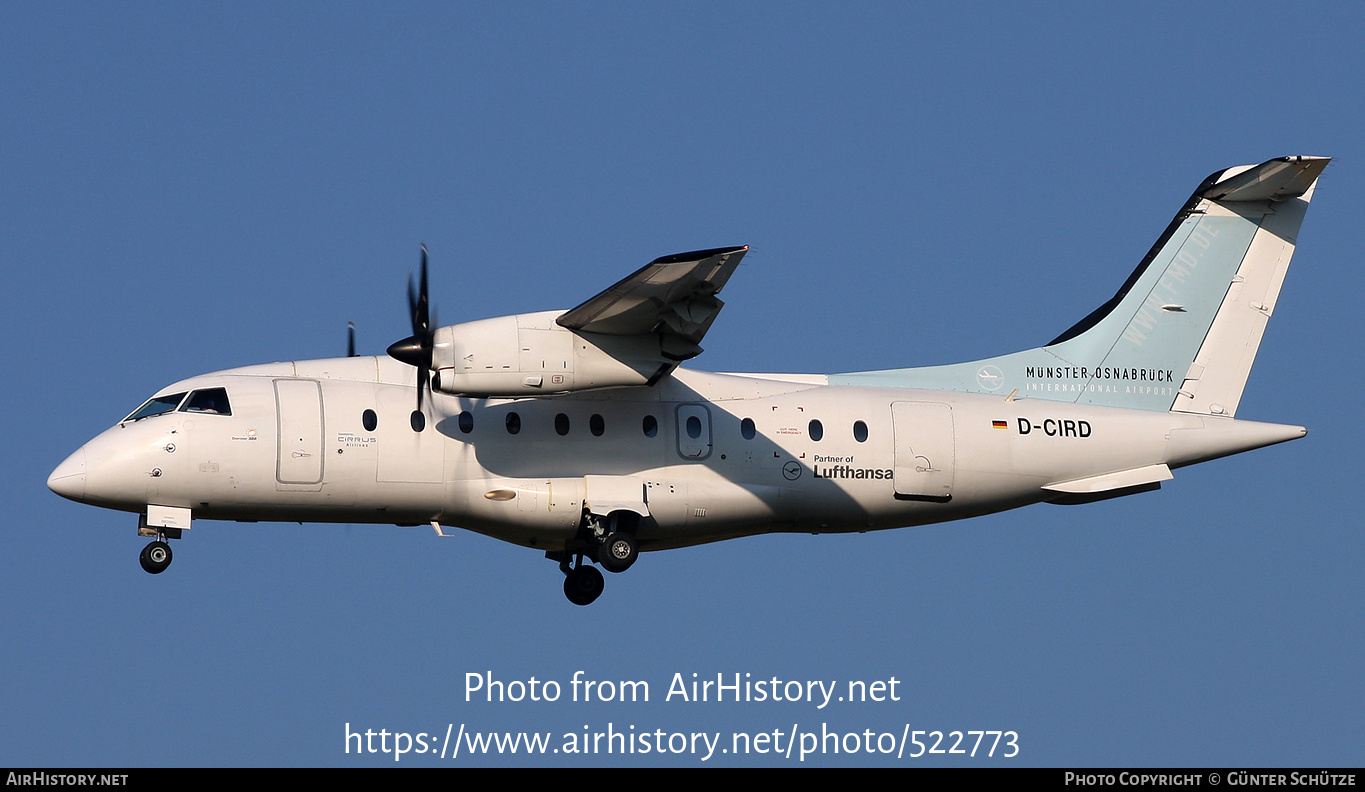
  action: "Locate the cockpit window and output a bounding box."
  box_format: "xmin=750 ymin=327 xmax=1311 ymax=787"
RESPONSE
xmin=181 ymin=388 xmax=232 ymax=416
xmin=124 ymin=392 xmax=188 ymax=422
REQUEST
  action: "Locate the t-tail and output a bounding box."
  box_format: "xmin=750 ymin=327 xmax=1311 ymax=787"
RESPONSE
xmin=834 ymin=155 xmax=1330 ymax=417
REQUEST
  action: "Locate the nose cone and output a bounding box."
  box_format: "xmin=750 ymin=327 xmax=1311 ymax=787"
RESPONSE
xmin=48 ymin=448 xmax=87 ymax=502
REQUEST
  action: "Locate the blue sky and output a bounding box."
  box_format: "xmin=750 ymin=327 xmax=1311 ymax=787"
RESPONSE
xmin=4 ymin=3 xmax=1362 ymax=766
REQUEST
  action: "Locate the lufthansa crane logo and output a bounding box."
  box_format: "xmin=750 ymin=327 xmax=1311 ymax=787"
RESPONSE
xmin=782 ymin=461 xmax=803 ymax=480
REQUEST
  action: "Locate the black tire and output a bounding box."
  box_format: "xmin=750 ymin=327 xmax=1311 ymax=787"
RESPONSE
xmin=139 ymin=540 xmax=172 ymax=575
xmin=598 ymin=532 xmax=638 ymax=573
xmin=563 ymin=565 xmax=605 ymax=606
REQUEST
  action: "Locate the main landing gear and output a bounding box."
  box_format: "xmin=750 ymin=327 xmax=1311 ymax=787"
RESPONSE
xmin=563 ymin=561 xmax=604 ymax=606
xmin=139 ymin=539 xmax=173 ymax=574
xmin=598 ymin=531 xmax=638 ymax=573
xmin=556 ymin=510 xmax=642 ymax=605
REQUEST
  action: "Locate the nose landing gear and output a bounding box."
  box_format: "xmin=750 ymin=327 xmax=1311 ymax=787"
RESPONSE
xmin=136 ymin=510 xmax=186 ymax=575
xmin=139 ymin=540 xmax=173 ymax=574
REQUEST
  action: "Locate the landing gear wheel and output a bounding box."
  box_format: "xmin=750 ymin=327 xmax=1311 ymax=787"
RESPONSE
xmin=563 ymin=564 xmax=605 ymax=606
xmin=598 ymin=532 xmax=638 ymax=573
xmin=139 ymin=540 xmax=173 ymax=574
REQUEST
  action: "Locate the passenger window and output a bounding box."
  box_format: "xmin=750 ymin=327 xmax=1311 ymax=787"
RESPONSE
xmin=809 ymin=419 xmax=824 ymax=441
xmin=590 ymin=414 xmax=605 ymax=437
xmin=458 ymin=411 xmax=473 ymax=433
xmin=642 ymin=415 xmax=658 ymax=438
xmin=410 ymin=410 xmax=426 ymax=432
xmin=853 ymin=420 xmax=868 ymax=443
xmin=125 ymin=392 xmax=188 ymax=422
xmin=363 ymin=409 xmax=378 ymax=432
xmin=506 ymin=412 xmax=521 ymax=435
xmin=740 ymin=417 xmax=756 ymax=440
xmin=555 ymin=413 xmax=570 ymax=436
xmin=182 ymin=388 xmax=232 ymax=415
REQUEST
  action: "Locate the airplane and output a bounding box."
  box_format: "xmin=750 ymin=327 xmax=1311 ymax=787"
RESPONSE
xmin=48 ymin=156 xmax=1328 ymax=605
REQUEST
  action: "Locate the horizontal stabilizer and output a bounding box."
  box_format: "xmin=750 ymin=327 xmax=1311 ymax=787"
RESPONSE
xmin=1044 ymin=463 xmax=1173 ymax=494
xmin=1043 ymin=464 xmax=1172 ymax=505
xmin=1200 ymin=156 xmax=1329 ymax=202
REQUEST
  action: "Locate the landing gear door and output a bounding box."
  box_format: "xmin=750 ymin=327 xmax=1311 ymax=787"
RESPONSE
xmin=275 ymin=379 xmax=324 ymax=487
xmin=891 ymin=401 xmax=954 ymax=501
xmin=584 ymin=475 xmax=650 ymax=517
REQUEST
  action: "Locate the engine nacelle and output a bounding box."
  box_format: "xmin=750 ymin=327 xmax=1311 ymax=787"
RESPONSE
xmin=430 ymin=311 xmax=670 ymax=397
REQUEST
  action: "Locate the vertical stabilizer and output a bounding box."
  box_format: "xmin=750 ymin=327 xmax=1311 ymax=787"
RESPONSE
xmin=832 ymin=156 xmax=1329 ymax=415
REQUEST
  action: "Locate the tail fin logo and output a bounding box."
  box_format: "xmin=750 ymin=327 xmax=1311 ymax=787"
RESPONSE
xmin=976 ymin=365 xmax=1004 ymax=391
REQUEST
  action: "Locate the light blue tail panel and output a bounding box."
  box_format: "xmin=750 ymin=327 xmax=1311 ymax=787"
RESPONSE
xmin=832 ymin=157 xmax=1326 ymax=414
xmin=1058 ymin=210 xmax=1259 ymax=409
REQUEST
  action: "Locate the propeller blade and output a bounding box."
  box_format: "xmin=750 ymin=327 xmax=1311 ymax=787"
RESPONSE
xmin=388 ymin=244 xmax=438 ymax=418
xmin=418 ymin=245 xmax=429 ymax=332
xmin=407 ymin=273 xmax=419 ymax=332
xmin=347 ymin=321 xmax=356 ymax=357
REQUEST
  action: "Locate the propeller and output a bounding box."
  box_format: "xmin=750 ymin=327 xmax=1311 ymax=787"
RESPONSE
xmin=346 ymin=321 xmax=356 ymax=357
xmin=386 ymin=244 xmax=437 ymax=412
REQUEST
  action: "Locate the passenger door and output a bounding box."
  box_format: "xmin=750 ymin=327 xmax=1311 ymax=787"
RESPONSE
xmin=891 ymin=401 xmax=954 ymax=501
xmin=275 ymin=379 xmax=324 ymax=486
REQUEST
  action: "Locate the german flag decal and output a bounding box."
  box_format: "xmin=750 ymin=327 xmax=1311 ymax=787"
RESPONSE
xmin=992 ymin=420 xmax=1008 ymax=429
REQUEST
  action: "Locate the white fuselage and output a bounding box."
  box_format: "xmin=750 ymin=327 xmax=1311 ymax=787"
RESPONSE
xmin=44 ymin=157 xmax=1327 ymax=603
xmin=53 ymin=354 xmax=1303 ymax=554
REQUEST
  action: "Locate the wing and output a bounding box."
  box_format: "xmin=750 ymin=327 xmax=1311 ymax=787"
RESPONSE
xmin=556 ymin=245 xmax=748 ymax=361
